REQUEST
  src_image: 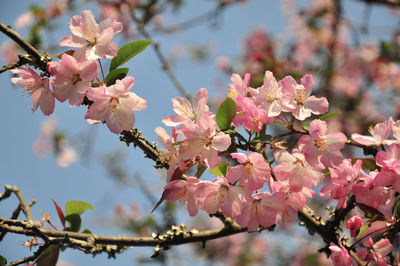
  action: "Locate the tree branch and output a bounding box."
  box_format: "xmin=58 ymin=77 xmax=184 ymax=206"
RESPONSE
xmin=355 ymin=0 xmax=400 ymax=6
xmin=0 ymin=185 xmax=34 ymax=223
xmin=130 ymin=11 xmax=191 ymax=99
xmin=0 ymin=22 xmax=50 ymax=74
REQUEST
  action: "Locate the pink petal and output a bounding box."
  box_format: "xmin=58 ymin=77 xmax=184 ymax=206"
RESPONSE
xmin=303 ymin=96 xmax=329 ymax=115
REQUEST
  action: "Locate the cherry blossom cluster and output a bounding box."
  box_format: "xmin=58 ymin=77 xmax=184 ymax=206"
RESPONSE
xmin=154 ymin=70 xmax=400 ymax=265
xmin=10 ymin=10 xmax=147 ymax=134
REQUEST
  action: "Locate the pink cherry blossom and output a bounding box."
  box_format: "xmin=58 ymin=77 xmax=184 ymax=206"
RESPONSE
xmin=298 ymin=119 xmax=346 ymax=168
xmin=195 ymin=175 xmax=250 ymax=218
xmin=227 ymin=152 xmax=272 ymax=191
xmin=351 ymin=117 xmax=395 ymax=146
xmin=60 ymin=10 xmax=123 ymax=59
xmin=163 ymin=176 xmax=200 ymax=216
xmin=179 ymin=114 xmax=231 ymax=168
xmin=49 ymin=51 xmax=98 ymax=106
xmin=85 ymin=77 xmax=147 ymax=134
xmin=346 ymin=215 xmax=363 ymax=237
xmin=357 ymin=238 xmax=392 ymax=265
xmin=249 ymin=71 xmax=284 ymax=117
xmin=154 ymin=127 xmax=181 ymax=181
xmin=320 ymin=159 xmax=364 ymax=209
xmin=241 ymin=100 xmax=273 ymax=132
xmin=374 ymin=144 xmax=400 ymax=191
xmin=162 ymin=88 xmax=213 ymax=127
xmin=329 ymin=239 xmax=355 ymax=266
xmin=235 ymin=192 xmax=285 ymax=231
xmin=227 ymin=73 xmax=251 ymax=99
xmin=280 ymin=74 xmax=329 ymax=120
xmin=10 ymin=67 xmax=55 ymax=116
xmin=352 ymin=170 xmax=392 ymax=209
xmin=273 ymin=149 xmax=324 ymax=192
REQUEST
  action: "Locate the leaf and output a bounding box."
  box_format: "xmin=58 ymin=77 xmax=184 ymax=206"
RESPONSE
xmin=319 ymin=111 xmax=341 ymax=121
xmin=36 ymin=245 xmax=60 ymax=266
xmin=196 ymin=163 xmax=207 ymax=178
xmin=0 ymin=255 xmax=6 ymax=266
xmin=82 ymin=229 xmax=92 ymax=234
xmin=216 ymin=97 xmax=237 ymax=131
xmin=105 ymin=68 xmax=129 ymax=86
xmin=109 ymin=40 xmax=151 ymax=71
xmin=52 ymin=199 xmax=65 ymax=228
xmin=65 ymin=200 xmax=94 ymax=216
xmin=210 ymin=161 xmax=228 ymax=176
xmin=351 ymin=158 xmax=379 ymax=171
xmin=356 ymin=223 xmax=369 ymax=239
xmin=251 ymin=134 xmax=273 ymax=143
xmin=65 ymin=214 xmax=81 ymax=232
xmin=301 ymin=119 xmax=311 ymax=132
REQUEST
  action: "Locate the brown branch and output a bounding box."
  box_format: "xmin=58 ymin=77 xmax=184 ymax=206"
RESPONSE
xmin=0 ymin=22 xmax=50 ymax=74
xmin=130 ymin=11 xmax=191 ymax=99
xmin=0 ymin=216 xmax=246 ymax=248
xmin=120 ymin=129 xmax=169 ymax=169
xmin=0 ymin=200 xmax=35 ymax=242
xmin=355 ymin=0 xmax=400 ymax=6
xmin=0 ymin=185 xmax=34 ymax=223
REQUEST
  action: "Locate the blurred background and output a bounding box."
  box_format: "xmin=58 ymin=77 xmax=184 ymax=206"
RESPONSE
xmin=0 ymin=0 xmax=399 ymax=265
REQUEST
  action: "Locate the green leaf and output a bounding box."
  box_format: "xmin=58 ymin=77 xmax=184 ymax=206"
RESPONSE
xmin=210 ymin=161 xmax=227 ymax=176
xmin=65 ymin=214 xmax=81 ymax=232
xmin=0 ymin=255 xmax=7 ymax=266
xmin=109 ymin=40 xmax=151 ymax=71
xmin=216 ymin=97 xmax=237 ymax=131
xmin=196 ymin=163 xmax=207 ymax=178
xmin=105 ymin=68 xmax=129 ymax=86
xmin=82 ymin=228 xmax=92 ymax=234
xmin=36 ymin=245 xmax=60 ymax=266
xmin=251 ymin=134 xmax=273 ymax=143
xmin=356 ymin=223 xmax=369 ymax=239
xmin=319 ymin=111 xmax=341 ymax=121
xmin=301 ymin=119 xmax=310 ymax=132
xmin=351 ymin=158 xmax=379 ymax=171
xmin=65 ymin=200 xmax=94 ymax=216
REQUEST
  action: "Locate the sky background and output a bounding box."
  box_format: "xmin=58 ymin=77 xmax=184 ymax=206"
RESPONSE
xmin=0 ymin=0 xmax=398 ymax=265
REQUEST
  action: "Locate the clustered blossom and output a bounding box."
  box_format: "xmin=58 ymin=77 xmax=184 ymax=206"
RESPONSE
xmin=10 ymin=10 xmax=147 ymax=134
xmin=155 ymin=71 xmax=400 ymax=265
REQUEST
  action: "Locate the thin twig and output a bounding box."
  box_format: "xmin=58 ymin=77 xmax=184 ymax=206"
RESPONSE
xmin=1 ymin=185 xmax=34 ymax=222
xmin=0 ymin=22 xmax=49 ymax=74
xmin=130 ymin=11 xmax=191 ymax=99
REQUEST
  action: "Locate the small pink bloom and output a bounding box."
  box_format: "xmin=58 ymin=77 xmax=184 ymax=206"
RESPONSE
xmin=11 ymin=67 xmax=55 ymax=115
xmin=162 ymin=88 xmax=213 ymax=127
xmin=155 ymin=127 xmax=182 ymax=181
xmin=357 ymin=237 xmax=392 ymax=264
xmin=280 ymin=74 xmax=329 ymax=120
xmin=236 ymin=192 xmax=285 ymax=231
xmin=179 ymin=114 xmax=231 ymax=168
xmin=227 ymin=152 xmax=272 ymax=191
xmin=49 ymin=51 xmax=98 ymax=106
xmin=351 ymin=117 xmax=395 ymax=146
xmin=85 ymin=77 xmax=147 ymax=134
xmin=227 ymin=73 xmax=251 ymax=99
xmin=298 ymin=119 xmax=346 ymax=168
xmin=195 ymin=175 xmax=250 ymax=218
xmin=320 ymin=159 xmax=364 ymax=209
xmin=1 ymin=41 xmax=19 ymax=63
xmin=329 ymin=238 xmax=355 ymax=266
xmin=346 ymin=215 xmax=363 ymax=237
xmin=273 ymin=149 xmax=324 ymax=192
xmin=60 ymin=10 xmax=123 ymax=59
xmin=163 ymin=176 xmax=200 ymax=216
xmin=14 ymin=11 xmax=34 ymax=29
xmin=249 ymin=71 xmax=284 ymax=117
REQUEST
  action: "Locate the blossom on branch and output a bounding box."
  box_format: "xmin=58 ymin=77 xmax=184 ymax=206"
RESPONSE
xmin=11 ymin=67 xmax=55 ymax=115
xmin=60 ymin=10 xmax=123 ymax=59
xmin=85 ymin=77 xmax=147 ymax=134
xmin=48 ymin=50 xmax=98 ymax=106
